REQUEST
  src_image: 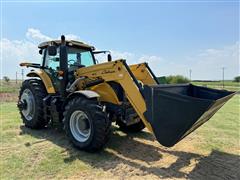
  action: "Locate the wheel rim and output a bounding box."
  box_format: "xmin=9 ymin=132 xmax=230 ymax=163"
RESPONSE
xmin=69 ymin=110 xmax=91 ymax=142
xmin=20 ymin=89 xmax=35 ymax=121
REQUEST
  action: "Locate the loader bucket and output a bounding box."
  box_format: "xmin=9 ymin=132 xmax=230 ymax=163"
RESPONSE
xmin=143 ymin=84 xmax=236 ymax=147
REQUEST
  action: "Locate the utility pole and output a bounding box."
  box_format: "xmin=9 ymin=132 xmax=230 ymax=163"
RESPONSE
xmin=222 ymin=67 xmax=225 ymax=89
xmin=189 ymin=69 xmax=192 ymax=81
xmin=16 ymin=72 xmax=18 ymax=84
xmin=21 ymin=69 xmax=24 ymax=82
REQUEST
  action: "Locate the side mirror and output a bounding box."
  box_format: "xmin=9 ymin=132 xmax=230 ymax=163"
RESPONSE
xmin=39 ymin=49 xmax=43 ymax=55
xmin=107 ymin=54 xmax=112 ymax=62
xmin=48 ymin=46 xmax=57 ymax=56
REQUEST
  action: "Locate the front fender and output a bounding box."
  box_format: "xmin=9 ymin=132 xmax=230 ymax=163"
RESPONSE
xmin=68 ymin=90 xmax=100 ymax=99
xmin=27 ymin=70 xmax=56 ymax=94
xmin=64 ymin=90 xmax=100 ymax=108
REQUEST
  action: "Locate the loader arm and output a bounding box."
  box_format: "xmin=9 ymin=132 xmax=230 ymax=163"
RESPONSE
xmin=129 ymin=63 xmax=159 ymax=85
xmin=75 ymin=59 xmax=154 ymax=132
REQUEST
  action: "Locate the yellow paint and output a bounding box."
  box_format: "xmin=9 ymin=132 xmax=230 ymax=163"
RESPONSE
xmin=75 ymin=60 xmax=153 ymax=132
xmin=130 ymin=63 xmax=157 ymax=85
xmin=27 ymin=69 xmax=56 ymax=94
xmin=20 ymin=62 xmax=32 ymax=67
xmin=91 ymin=83 xmax=121 ymax=105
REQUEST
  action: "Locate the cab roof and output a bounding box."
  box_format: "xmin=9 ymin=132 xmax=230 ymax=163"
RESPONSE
xmin=38 ymin=40 xmax=95 ymax=50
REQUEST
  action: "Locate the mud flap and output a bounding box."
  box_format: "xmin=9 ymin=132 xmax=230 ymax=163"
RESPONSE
xmin=143 ymin=84 xmax=236 ymax=147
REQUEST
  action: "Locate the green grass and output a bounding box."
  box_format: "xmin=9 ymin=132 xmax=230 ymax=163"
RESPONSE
xmin=193 ymin=95 xmax=240 ymax=153
xmin=0 ymin=81 xmax=21 ymax=93
xmin=193 ymin=80 xmax=240 ymax=87
xmin=0 ymin=90 xmax=239 ymax=179
xmin=192 ymin=81 xmax=240 ymax=91
xmin=0 ymin=102 xmax=110 ymax=179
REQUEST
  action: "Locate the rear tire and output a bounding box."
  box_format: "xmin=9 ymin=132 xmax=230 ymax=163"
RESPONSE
xmin=18 ymin=79 xmax=49 ymax=129
xmin=63 ymin=96 xmax=111 ymax=152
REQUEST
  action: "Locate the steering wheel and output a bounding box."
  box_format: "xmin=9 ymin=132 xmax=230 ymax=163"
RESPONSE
xmin=68 ymin=59 xmax=75 ymax=64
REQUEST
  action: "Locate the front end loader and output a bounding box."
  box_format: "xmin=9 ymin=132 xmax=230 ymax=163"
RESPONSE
xmin=18 ymin=35 xmax=236 ymax=152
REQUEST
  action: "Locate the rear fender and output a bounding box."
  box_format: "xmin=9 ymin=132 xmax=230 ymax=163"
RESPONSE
xmin=27 ymin=70 xmax=56 ymax=94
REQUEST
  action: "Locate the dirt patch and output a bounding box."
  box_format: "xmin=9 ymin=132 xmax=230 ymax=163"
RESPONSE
xmin=20 ymin=126 xmax=240 ymax=180
xmin=93 ymin=132 xmax=240 ymax=180
xmin=0 ymin=93 xmax=18 ymax=102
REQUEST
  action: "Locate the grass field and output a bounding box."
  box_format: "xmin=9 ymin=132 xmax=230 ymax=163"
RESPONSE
xmin=192 ymin=81 xmax=240 ymax=91
xmin=0 ymin=80 xmax=239 ymax=179
xmin=0 ymin=81 xmax=21 ymax=93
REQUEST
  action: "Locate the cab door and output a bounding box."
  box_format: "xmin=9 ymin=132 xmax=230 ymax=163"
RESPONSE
xmin=43 ymin=47 xmax=61 ymax=92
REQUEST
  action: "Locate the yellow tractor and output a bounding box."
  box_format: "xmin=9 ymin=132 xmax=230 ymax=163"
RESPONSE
xmin=18 ymin=36 xmax=235 ymax=152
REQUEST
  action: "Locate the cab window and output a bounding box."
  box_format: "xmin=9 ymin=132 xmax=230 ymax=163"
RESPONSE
xmin=68 ymin=48 xmax=95 ymax=68
xmin=44 ymin=47 xmax=60 ymax=71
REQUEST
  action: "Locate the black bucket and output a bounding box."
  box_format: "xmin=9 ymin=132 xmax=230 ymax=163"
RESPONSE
xmin=143 ymin=84 xmax=236 ymax=147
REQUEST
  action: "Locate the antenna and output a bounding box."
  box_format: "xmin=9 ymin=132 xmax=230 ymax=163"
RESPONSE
xmin=21 ymin=69 xmax=24 ymax=82
xmin=16 ymin=72 xmax=18 ymax=84
xmin=222 ymin=67 xmax=225 ymax=89
xmin=189 ymin=69 xmax=192 ymax=81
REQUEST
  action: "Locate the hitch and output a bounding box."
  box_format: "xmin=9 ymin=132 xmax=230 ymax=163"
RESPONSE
xmin=17 ymin=100 xmax=27 ymax=110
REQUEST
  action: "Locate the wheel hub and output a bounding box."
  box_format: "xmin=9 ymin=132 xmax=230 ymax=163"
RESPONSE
xmin=20 ymin=89 xmax=35 ymax=121
xmin=69 ymin=110 xmax=91 ymax=142
xmin=17 ymin=99 xmax=27 ymax=110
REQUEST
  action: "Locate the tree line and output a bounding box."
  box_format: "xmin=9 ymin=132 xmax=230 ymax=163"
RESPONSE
xmin=158 ymin=75 xmax=240 ymax=84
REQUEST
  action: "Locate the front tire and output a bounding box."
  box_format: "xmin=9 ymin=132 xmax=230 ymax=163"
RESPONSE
xmin=18 ymin=79 xmax=49 ymax=129
xmin=63 ymin=97 xmax=111 ymax=152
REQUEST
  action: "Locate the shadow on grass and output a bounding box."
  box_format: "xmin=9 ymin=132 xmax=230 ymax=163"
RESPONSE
xmin=20 ymin=125 xmax=240 ymax=180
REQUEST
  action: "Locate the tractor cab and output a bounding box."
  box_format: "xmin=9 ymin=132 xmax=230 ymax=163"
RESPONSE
xmin=37 ymin=37 xmax=112 ymax=92
xmin=38 ymin=39 xmax=96 ymax=68
xmin=38 ymin=39 xmax=96 ymax=90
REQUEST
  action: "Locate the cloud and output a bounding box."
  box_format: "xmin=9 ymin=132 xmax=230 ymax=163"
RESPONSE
xmin=26 ymin=28 xmax=52 ymax=42
xmin=1 ymin=28 xmax=239 ymax=80
xmin=1 ymin=38 xmax=41 ymax=78
xmin=183 ymin=42 xmax=240 ymax=80
xmin=94 ymin=50 xmax=136 ymax=64
xmin=1 ymin=28 xmax=86 ymax=79
xmin=26 ymin=28 xmax=82 ymax=42
xmin=111 ymin=43 xmax=239 ymax=80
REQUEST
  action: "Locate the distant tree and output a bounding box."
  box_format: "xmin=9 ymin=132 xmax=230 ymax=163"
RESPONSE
xmin=166 ymin=75 xmax=190 ymax=84
xmin=157 ymin=76 xmax=167 ymax=84
xmin=3 ymin=76 xmax=10 ymax=83
xmin=233 ymin=76 xmax=240 ymax=82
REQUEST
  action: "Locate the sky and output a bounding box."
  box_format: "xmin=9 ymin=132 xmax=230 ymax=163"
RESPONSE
xmin=0 ymin=1 xmax=239 ymax=80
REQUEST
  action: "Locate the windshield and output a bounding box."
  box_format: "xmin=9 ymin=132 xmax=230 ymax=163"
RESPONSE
xmin=68 ymin=47 xmax=95 ymax=67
